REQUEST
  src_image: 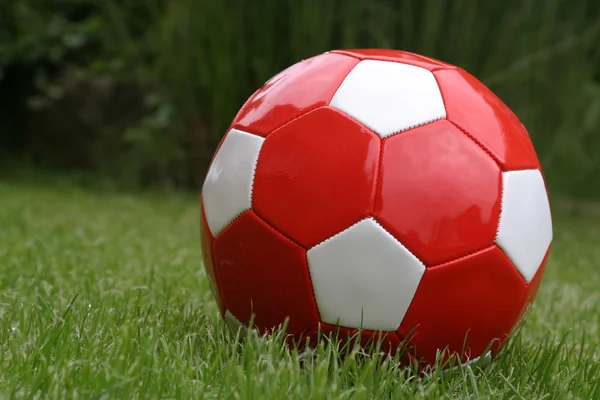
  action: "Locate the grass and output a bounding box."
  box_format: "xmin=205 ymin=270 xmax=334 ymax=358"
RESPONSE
xmin=0 ymin=179 xmax=599 ymax=399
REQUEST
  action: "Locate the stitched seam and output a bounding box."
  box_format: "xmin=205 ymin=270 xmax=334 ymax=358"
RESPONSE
xmin=329 ymin=50 xmax=362 ymax=60
xmin=305 ymin=215 xmax=374 ymax=322
xmin=251 ymin=210 xmax=320 ymax=321
xmin=231 ymin=124 xmax=268 ymax=138
xmin=448 ymin=120 xmax=503 ymax=169
xmin=337 ymin=217 xmax=426 ymax=335
xmin=369 ymin=216 xmax=427 ymax=272
xmin=432 ymin=70 xmax=502 ymax=166
xmin=434 ymin=69 xmax=538 ymax=172
xmin=326 ymin=58 xmax=362 ymax=105
xmin=257 ymin=213 xmax=321 ymax=322
xmin=495 ymin=242 xmax=528 ymax=284
xmin=495 ymin=173 xmax=506 ymax=243
xmin=449 ymin=119 xmax=506 ymax=248
xmin=252 ymin=208 xmax=306 ymax=250
xmin=370 ymin=211 xmax=493 ymax=275
xmin=493 ymin=167 xmax=547 ymax=259
xmin=427 ymin=244 xmax=497 ymax=269
xmin=249 ymin=207 xmax=320 ymax=322
xmin=432 ymin=71 xmax=448 ymax=111
xmin=330 ymin=50 xmax=455 ymax=73
xmin=433 ymin=70 xmax=503 ymax=169
xmin=308 ymin=216 xmax=370 ymax=251
xmin=494 ymin=259 xmax=546 ymax=353
xmin=235 ymin=104 xmax=329 ymax=140
xmin=328 ymin=108 xmax=382 ymax=142
xmin=213 ymin=209 xmax=250 ymax=242
xmin=369 ymin=217 xmax=427 ymax=280
xmin=248 ymin=138 xmax=262 ymax=211
xmin=434 ymin=69 xmax=504 ymax=249
xmin=382 ymin=117 xmax=445 ymax=140
xmin=216 ymin=207 xmax=322 ymax=326
xmin=496 ymin=218 xmax=548 ymax=285
xmin=213 ymin=136 xmax=264 ymax=241
xmin=505 ymin=245 xmax=551 ymax=335
xmin=304 ymin=252 xmax=322 ymax=322
xmin=431 ymin=66 xmax=458 ymax=72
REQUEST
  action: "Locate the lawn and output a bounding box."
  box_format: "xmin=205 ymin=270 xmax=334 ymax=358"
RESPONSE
xmin=0 ymin=179 xmax=599 ymax=399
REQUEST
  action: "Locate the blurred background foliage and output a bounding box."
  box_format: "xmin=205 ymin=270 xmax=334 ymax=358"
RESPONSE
xmin=0 ymin=0 xmax=599 ymax=195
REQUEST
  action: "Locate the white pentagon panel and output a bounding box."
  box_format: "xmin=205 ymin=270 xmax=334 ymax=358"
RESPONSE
xmin=329 ymin=59 xmax=446 ymax=138
xmin=202 ymin=129 xmax=264 ymax=236
xmin=496 ymin=169 xmax=553 ymax=283
xmin=306 ymin=218 xmax=426 ymax=331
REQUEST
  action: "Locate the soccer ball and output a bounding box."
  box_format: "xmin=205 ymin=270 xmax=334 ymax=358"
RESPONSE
xmin=199 ymin=49 xmax=553 ymax=368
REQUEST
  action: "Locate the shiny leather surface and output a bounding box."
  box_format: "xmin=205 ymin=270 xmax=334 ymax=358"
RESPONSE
xmin=434 ymin=68 xmax=540 ymax=170
xmin=375 ymin=119 xmax=501 ymax=266
xmin=201 ymin=48 xmax=549 ymax=362
xmin=493 ymin=246 xmax=551 ymax=357
xmin=231 ymin=53 xmax=359 ymax=137
xmin=212 ymin=210 xmax=319 ymax=337
xmin=397 ymin=245 xmax=527 ymax=366
xmin=253 ymin=106 xmax=380 ymax=249
xmin=332 ymin=48 xmax=452 ymax=71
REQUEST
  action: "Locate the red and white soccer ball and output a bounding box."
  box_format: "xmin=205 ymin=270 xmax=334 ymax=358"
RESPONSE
xmin=199 ymin=49 xmax=553 ymax=368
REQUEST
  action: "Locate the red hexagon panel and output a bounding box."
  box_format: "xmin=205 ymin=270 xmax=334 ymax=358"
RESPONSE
xmin=200 ymin=198 xmax=224 ymax=315
xmin=230 ymin=53 xmax=359 ymax=137
xmin=252 ymin=106 xmax=380 ymax=249
xmin=434 ymin=68 xmax=540 ymax=171
xmin=331 ymin=49 xmax=452 ymax=71
xmin=514 ymin=247 xmax=550 ymax=326
xmin=212 ymin=210 xmax=319 ymax=337
xmin=397 ymin=245 xmax=527 ymax=367
xmin=493 ymin=246 xmax=551 ymax=358
xmin=374 ymin=119 xmax=501 ymax=266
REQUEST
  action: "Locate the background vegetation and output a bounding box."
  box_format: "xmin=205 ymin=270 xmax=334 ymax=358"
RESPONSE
xmin=1 ymin=3 xmax=599 ymax=397
xmin=1 ymin=0 xmax=599 ymax=195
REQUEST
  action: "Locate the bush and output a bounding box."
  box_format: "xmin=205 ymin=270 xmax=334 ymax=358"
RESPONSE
xmin=1 ymin=0 xmax=599 ymax=195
